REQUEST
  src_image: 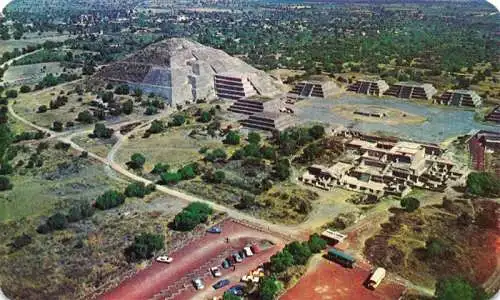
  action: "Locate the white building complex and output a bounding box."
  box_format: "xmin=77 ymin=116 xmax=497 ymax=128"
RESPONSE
xmin=300 ymin=130 xmax=468 ymax=197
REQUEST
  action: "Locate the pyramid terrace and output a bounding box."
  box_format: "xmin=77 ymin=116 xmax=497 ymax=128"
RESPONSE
xmin=437 ymin=90 xmax=482 ymax=107
xmin=239 ymin=111 xmax=294 ymax=132
xmin=347 ymin=79 xmax=389 ymax=96
xmin=384 ymin=82 xmax=437 ymax=100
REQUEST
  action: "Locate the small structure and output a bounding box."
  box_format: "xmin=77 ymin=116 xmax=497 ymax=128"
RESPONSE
xmin=321 ymin=229 xmax=347 ymax=243
xmin=485 ymin=106 xmax=500 ymax=124
xmin=227 ymin=98 xmax=265 ymax=115
xmin=384 ymin=82 xmax=437 ymax=100
xmin=466 ymin=130 xmax=500 ymax=176
xmin=347 ymin=79 xmax=389 ymax=96
xmin=353 ymin=109 xmax=387 ymax=118
xmin=214 ymin=73 xmax=257 ymax=100
xmin=239 ymin=111 xmax=294 ymax=132
xmin=366 ymin=268 xmax=386 ymax=289
xmin=289 ymin=80 xmax=340 ymax=98
xmin=437 ymin=90 xmax=482 ymax=107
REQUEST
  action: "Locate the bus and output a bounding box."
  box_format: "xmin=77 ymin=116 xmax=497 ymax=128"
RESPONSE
xmin=327 ymin=248 xmax=356 ymax=268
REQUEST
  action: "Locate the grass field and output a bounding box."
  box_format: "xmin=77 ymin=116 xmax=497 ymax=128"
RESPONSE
xmin=116 ymin=127 xmax=223 ymax=171
xmin=71 ymin=133 xmax=116 ymax=158
xmin=3 ymin=62 xmax=65 ymax=85
xmin=0 ymin=33 xmax=71 ymax=53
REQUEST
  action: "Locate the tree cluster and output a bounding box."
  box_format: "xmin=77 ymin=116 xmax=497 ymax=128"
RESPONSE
xmin=172 ymin=202 xmax=213 ymax=231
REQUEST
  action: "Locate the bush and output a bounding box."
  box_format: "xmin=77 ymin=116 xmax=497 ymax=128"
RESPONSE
xmin=160 ymin=172 xmax=182 ymax=185
xmin=309 ymin=125 xmax=325 ymax=139
xmin=123 ymin=99 xmax=134 ymax=114
xmin=93 ymin=123 xmax=114 ymax=139
xmin=204 ymin=170 xmax=225 ymax=184
xmin=204 ymin=148 xmax=227 ymax=162
xmin=147 ymin=120 xmax=164 ymax=134
xmin=95 ymin=190 xmax=126 ymax=210
xmin=5 ymin=89 xmax=18 ymax=98
xmin=125 ymin=182 xmax=155 ymax=198
xmin=224 ymin=130 xmax=240 ymax=145
xmin=54 ymin=141 xmax=70 ymax=151
xmin=46 ymin=212 xmax=67 ymax=231
xmin=400 ymin=197 xmax=420 ymax=212
xmin=125 ymin=233 xmax=164 ymax=261
xmin=248 ymin=132 xmax=261 ymax=144
xmin=37 ymin=105 xmax=48 ymax=113
xmin=19 ymin=85 xmax=31 ymax=93
xmin=307 ymin=233 xmax=327 ymax=253
xmin=76 ymin=110 xmax=94 ymax=124
xmin=274 ymin=159 xmax=291 ymax=181
xmin=269 ymin=250 xmax=294 ymax=273
xmin=259 ymin=276 xmax=281 ymax=300
xmin=52 ymin=121 xmax=63 ymax=132
xmin=151 ymin=163 xmax=169 ymax=174
xmin=198 ymin=111 xmax=212 ymax=123
xmin=114 ymin=84 xmax=130 ymax=95
xmin=172 ymin=202 xmax=213 ymax=231
xmin=466 ymin=172 xmax=500 ymax=197
xmin=127 ymin=153 xmax=146 ymax=170
xmin=0 ymin=176 xmax=13 ymax=191
xmin=179 ymin=165 xmax=196 ymax=180
xmin=8 ymin=234 xmax=32 ymax=250
xmin=171 ymin=115 xmax=185 ymax=126
xmin=284 ymin=241 xmax=312 ymax=265
xmin=435 ymin=277 xmax=484 ymax=300
xmin=144 ymin=105 xmax=158 ymax=115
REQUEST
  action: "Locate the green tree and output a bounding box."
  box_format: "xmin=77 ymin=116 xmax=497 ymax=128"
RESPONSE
xmin=309 ymin=125 xmax=325 ymax=139
xmin=224 ymin=131 xmax=240 ymax=145
xmin=151 ymin=163 xmax=169 ymax=174
xmin=93 ymin=123 xmax=114 ymax=138
xmin=466 ymin=172 xmax=500 ymax=197
xmin=148 ymin=120 xmax=164 ymax=134
xmin=172 ymin=115 xmax=185 ymax=126
xmin=101 ymin=91 xmax=114 ymax=103
xmin=223 ymin=292 xmax=241 ymax=300
xmin=95 ymin=190 xmax=126 ymax=210
xmin=179 ymin=165 xmax=195 ymax=180
xmin=126 ymin=233 xmax=164 ymax=261
xmin=259 ymin=276 xmax=281 ymax=300
xmin=114 ymin=84 xmax=130 ymax=95
xmin=161 ymin=172 xmax=182 ymax=185
xmin=76 ymin=110 xmax=94 ymax=124
xmin=46 ymin=212 xmax=67 ymax=231
xmin=269 ymin=250 xmax=294 ymax=273
xmin=248 ymin=132 xmax=261 ymax=144
xmin=435 ymin=277 xmax=478 ymax=300
xmin=308 ymin=233 xmax=327 ymax=253
xmin=123 ymin=99 xmax=134 ymax=115
xmin=125 ymin=182 xmax=154 ymax=198
xmin=127 ymin=153 xmax=146 ymax=170
xmin=52 ymin=121 xmax=63 ymax=132
xmin=5 ymin=90 xmax=18 ymax=99
xmin=0 ymin=176 xmax=13 ymax=191
xmin=19 ymin=85 xmax=31 ymax=93
xmin=400 ymin=197 xmax=420 ymax=212
xmin=284 ymin=241 xmax=312 ymax=265
xmin=199 ymin=111 xmax=212 ymax=123
xmin=274 ymin=159 xmax=291 ymax=181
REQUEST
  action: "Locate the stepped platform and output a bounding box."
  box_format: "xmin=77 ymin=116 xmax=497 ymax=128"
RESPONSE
xmin=347 ymin=79 xmax=389 ymax=96
xmin=240 ymin=111 xmax=294 ymax=132
xmin=384 ymin=82 xmax=437 ymax=100
xmin=437 ymin=90 xmax=482 ymax=107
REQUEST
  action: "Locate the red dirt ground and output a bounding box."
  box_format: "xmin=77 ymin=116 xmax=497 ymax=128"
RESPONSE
xmin=98 ymin=219 xmax=285 ymax=300
xmin=281 ymin=259 xmax=405 ymax=300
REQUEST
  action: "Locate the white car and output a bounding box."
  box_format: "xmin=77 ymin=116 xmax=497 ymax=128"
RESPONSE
xmin=243 ymin=246 xmax=254 ymax=257
xmin=193 ymin=278 xmax=205 ymax=290
xmin=156 ymin=255 xmax=173 ymax=263
xmin=210 ymin=266 xmax=222 ymax=277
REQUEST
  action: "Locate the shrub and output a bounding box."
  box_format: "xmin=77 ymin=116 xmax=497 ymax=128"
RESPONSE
xmin=307 ymin=233 xmax=327 ymax=253
xmin=125 ymin=182 xmax=155 ymax=198
xmin=224 ymin=130 xmax=240 ymax=145
xmin=179 ymin=165 xmax=196 ymax=180
xmin=9 ymin=234 xmax=32 ymax=250
xmin=101 ymin=91 xmax=114 ymax=103
xmin=204 ymin=148 xmax=227 ymax=162
xmin=0 ymin=176 xmax=13 ymax=191
xmin=198 ymin=111 xmax=212 ymax=123
xmin=151 ymin=163 xmax=169 ymax=174
xmin=95 ymin=190 xmax=126 ymax=210
xmin=144 ymin=105 xmax=158 ymax=115
xmin=160 ymin=172 xmax=182 ymax=185
xmin=435 ymin=277 xmax=483 ymax=300
xmin=147 ymin=120 xmax=164 ymax=134
xmin=46 ymin=212 xmax=67 ymax=231
xmin=204 ymin=170 xmax=225 ymax=184
xmin=37 ymin=105 xmax=48 ymax=113
xmin=19 ymin=85 xmax=31 ymax=93
xmin=466 ymin=172 xmax=500 ymax=197
xmin=114 ymin=84 xmax=130 ymax=95
xmin=269 ymin=250 xmax=294 ymax=273
xmin=125 ymin=233 xmax=164 ymax=261
xmin=274 ymin=159 xmax=291 ymax=181
xmin=123 ymin=99 xmax=134 ymax=115
xmin=259 ymin=276 xmax=281 ymax=300
xmin=52 ymin=121 xmax=63 ymax=132
xmin=5 ymin=89 xmax=18 ymax=98
xmin=171 ymin=115 xmax=185 ymax=126
xmin=54 ymin=141 xmax=70 ymax=151
xmin=284 ymin=241 xmax=312 ymax=265
xmin=172 ymin=202 xmax=213 ymax=231
xmin=248 ymin=132 xmax=261 ymax=144
xmin=127 ymin=153 xmax=146 ymax=170
xmin=76 ymin=110 xmax=94 ymax=123
xmin=93 ymin=123 xmax=114 ymax=138
xmin=400 ymin=197 xmax=420 ymax=212
xmin=309 ymin=125 xmax=325 ymax=139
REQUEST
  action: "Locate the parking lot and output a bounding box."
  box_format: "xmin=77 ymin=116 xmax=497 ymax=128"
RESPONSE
xmin=99 ymin=219 xmax=285 ymax=300
xmin=281 ymin=258 xmax=405 ymax=300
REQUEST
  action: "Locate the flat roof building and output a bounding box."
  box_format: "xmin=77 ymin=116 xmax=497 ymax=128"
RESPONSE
xmin=384 ymin=82 xmax=437 ymax=100
xmin=347 ymin=79 xmax=389 ymax=96
xmin=467 ymin=130 xmax=500 ymax=176
xmin=437 ymin=90 xmax=482 ymax=107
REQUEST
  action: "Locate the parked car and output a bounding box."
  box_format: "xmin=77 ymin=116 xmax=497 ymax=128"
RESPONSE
xmin=238 ymin=250 xmax=246 ymax=259
xmin=210 ymin=266 xmax=222 ymax=277
xmin=207 ymin=226 xmax=222 ymax=234
xmin=222 ymin=258 xmax=232 ymax=269
xmin=156 ymin=255 xmax=173 ymax=263
xmin=213 ymin=279 xmax=230 ymax=290
xmin=192 ymin=278 xmax=205 ymax=290
xmin=243 ymin=246 xmax=254 ymax=257
xmin=232 ymin=252 xmax=243 ymax=263
xmin=250 ymin=244 xmax=260 ymax=254
xmin=227 ymin=284 xmax=245 ymax=296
